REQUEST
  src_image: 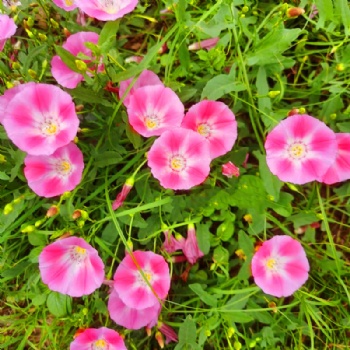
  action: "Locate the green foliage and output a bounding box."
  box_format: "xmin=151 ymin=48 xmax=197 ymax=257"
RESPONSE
xmin=1 ymin=0 xmax=350 ymax=349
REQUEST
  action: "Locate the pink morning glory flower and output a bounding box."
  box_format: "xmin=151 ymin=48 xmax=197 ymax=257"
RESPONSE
xmin=24 ymin=142 xmax=84 ymax=198
xmin=265 ymin=114 xmax=337 ymax=184
xmin=39 ymin=236 xmax=105 ymax=297
xmin=70 ymin=327 xmax=127 ymax=350
xmin=74 ymin=0 xmax=138 ymax=21
xmin=52 ymin=0 xmax=77 ymax=11
xmin=108 ymin=288 xmax=161 ymax=330
xmin=147 ymin=128 xmax=211 ymax=190
xmin=0 ymin=82 xmax=35 ymax=124
xmin=251 ymin=235 xmax=310 ymax=298
xmin=183 ymin=223 xmax=204 ymax=264
xmin=113 ymin=250 xmax=170 ymax=310
xmin=181 ymin=100 xmax=237 ymax=159
xmin=0 ymin=14 xmax=17 ymax=52
xmin=51 ymin=31 xmax=103 ymax=89
xmin=188 ymin=37 xmax=219 ymax=51
xmin=119 ymin=69 xmax=163 ymax=107
xmin=222 ymin=161 xmax=240 ymax=178
xmin=2 ymin=83 xmax=79 ymax=156
xmin=321 ymin=133 xmax=350 ymax=185
xmin=127 ymin=85 xmax=185 ymax=137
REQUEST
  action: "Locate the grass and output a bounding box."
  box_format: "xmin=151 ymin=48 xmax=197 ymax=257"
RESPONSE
xmin=1 ymin=0 xmax=350 ymax=349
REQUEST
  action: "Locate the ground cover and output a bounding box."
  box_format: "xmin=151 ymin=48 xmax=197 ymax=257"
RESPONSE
xmin=0 ymin=0 xmax=350 ymax=349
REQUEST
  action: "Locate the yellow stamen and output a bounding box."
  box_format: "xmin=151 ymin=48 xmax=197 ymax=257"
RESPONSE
xmin=58 ymin=161 xmax=71 ymax=174
xmin=75 ymin=246 xmax=86 ymax=255
xmin=170 ymin=157 xmax=185 ymax=171
xmin=266 ymin=258 xmax=276 ymax=270
xmin=197 ymin=123 xmax=210 ymax=137
xmin=64 ymin=0 xmax=74 ymax=5
xmin=288 ymin=143 xmax=306 ymax=159
xmin=145 ymin=117 xmax=158 ymax=129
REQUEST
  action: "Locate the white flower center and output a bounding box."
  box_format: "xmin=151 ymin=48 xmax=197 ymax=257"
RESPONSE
xmin=135 ymin=269 xmax=153 ymax=288
xmin=70 ymin=246 xmax=87 ymax=264
xmin=264 ymin=255 xmax=284 ymax=274
xmin=55 ymin=160 xmax=72 ymax=176
xmin=40 ymin=117 xmax=60 ymax=136
xmin=169 ymin=154 xmax=186 ymax=172
xmin=98 ymin=0 xmax=120 ymax=14
xmin=92 ymin=339 xmax=109 ymax=350
xmin=197 ymin=123 xmax=211 ymax=138
xmin=287 ymin=141 xmax=307 ymax=160
xmin=144 ymin=115 xmax=159 ymax=130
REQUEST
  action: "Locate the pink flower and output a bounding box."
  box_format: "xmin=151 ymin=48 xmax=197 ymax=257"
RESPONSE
xmin=24 ymin=142 xmax=84 ymax=198
xmin=112 ymin=177 xmax=134 ymax=210
xmin=251 ymin=235 xmax=309 ymax=297
xmin=222 ymin=161 xmax=240 ymax=178
xmin=70 ymin=327 xmax=127 ymax=350
xmin=52 ymin=0 xmax=77 ymax=11
xmin=162 ymin=229 xmax=185 ymax=254
xmin=2 ymin=83 xmax=79 ymax=156
xmin=158 ymin=322 xmax=178 ymax=344
xmin=0 ymin=14 xmax=17 ymax=52
xmin=127 ymin=85 xmax=184 ymax=137
xmin=321 ymin=133 xmax=350 ymax=184
xmin=39 ymin=236 xmax=105 ymax=297
xmin=119 ymin=69 xmax=163 ymax=107
xmin=147 ymin=128 xmax=211 ymax=190
xmin=0 ymin=82 xmax=35 ymax=124
xmin=113 ymin=250 xmax=170 ymax=310
xmin=188 ymin=37 xmax=219 ymax=51
xmin=181 ymin=100 xmax=237 ymax=159
xmin=265 ymin=114 xmax=337 ymax=184
xmin=108 ymin=288 xmax=161 ymax=330
xmin=51 ymin=32 xmax=103 ymax=89
xmin=183 ymin=223 xmax=204 ymax=264
xmin=74 ymin=0 xmax=138 ymax=21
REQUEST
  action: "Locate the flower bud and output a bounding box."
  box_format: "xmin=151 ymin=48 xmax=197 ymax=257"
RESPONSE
xmin=21 ymin=225 xmax=35 ymax=233
xmin=155 ymin=331 xmax=164 ymax=348
xmin=3 ymin=203 xmax=14 ymax=215
xmin=336 ymin=63 xmax=345 ymax=71
xmin=46 ymin=205 xmax=59 ymax=218
xmin=287 ymin=7 xmax=305 ymax=18
xmin=268 ymin=90 xmax=280 ymax=98
xmin=75 ymin=59 xmax=87 ymax=72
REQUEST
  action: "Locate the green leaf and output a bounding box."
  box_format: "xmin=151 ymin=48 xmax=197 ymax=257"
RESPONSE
xmin=201 ymin=74 xmax=246 ymax=100
xmin=268 ymin=192 xmax=293 ymax=217
xmin=216 ymin=220 xmax=234 ymax=242
xmin=46 ymin=292 xmax=72 ymax=317
xmin=55 ymin=45 xmax=81 ymax=73
xmin=101 ymin=221 xmax=117 ymax=243
xmin=288 ymin=211 xmax=319 ymax=228
xmin=23 ymin=45 xmax=48 ymax=77
xmin=189 ymin=283 xmax=218 ymax=307
xmin=175 ymin=316 xmax=198 ymax=348
xmin=254 ymin=151 xmax=282 ymax=201
xmin=247 ymin=26 xmax=302 ymax=66
xmin=229 ymin=175 xmax=267 ymax=213
xmin=1 ymin=260 xmax=29 ymax=279
xmin=0 ymin=171 xmax=10 ymax=180
xmin=32 ymin=294 xmax=47 ymax=306
xmin=94 ymin=151 xmax=122 ymax=167
xmin=213 ymin=246 xmax=229 ymax=265
xmin=70 ymin=87 xmax=112 ymax=106
xmin=98 ymin=20 xmax=119 ymax=52
xmin=196 ymin=223 xmax=211 ymax=254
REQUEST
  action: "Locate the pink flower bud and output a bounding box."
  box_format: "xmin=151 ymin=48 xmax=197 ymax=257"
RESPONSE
xmin=183 ymin=223 xmax=204 ymax=264
xmin=158 ymin=322 xmax=178 ymax=344
xmin=222 ymin=161 xmax=240 ymax=178
xmin=112 ymin=177 xmax=134 ymax=210
xmin=188 ymin=37 xmax=219 ymax=51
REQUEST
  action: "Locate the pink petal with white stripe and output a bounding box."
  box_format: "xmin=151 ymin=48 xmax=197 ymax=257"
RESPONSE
xmin=265 ymin=114 xmax=337 ymax=184
xmin=39 ymin=236 xmax=105 ymax=297
xmin=2 ymin=83 xmax=79 ymax=156
xmin=108 ymin=288 xmax=161 ymax=330
xmin=322 ymin=133 xmax=350 ymax=184
xmin=74 ymin=0 xmax=138 ymax=21
xmin=127 ymin=85 xmax=184 ymax=137
xmin=147 ymin=128 xmax=211 ymax=190
xmin=181 ymin=100 xmax=237 ymax=159
xmin=119 ymin=69 xmax=163 ymax=107
xmin=24 ymin=142 xmax=84 ymax=198
xmin=251 ymin=235 xmax=309 ymax=297
xmin=113 ymin=250 xmax=170 ymax=310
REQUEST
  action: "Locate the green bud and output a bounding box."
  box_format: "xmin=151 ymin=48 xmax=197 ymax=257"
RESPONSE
xmin=50 ymin=18 xmax=59 ymax=28
xmin=249 ymin=340 xmax=256 ymax=348
xmin=21 ymin=225 xmax=35 ymax=233
xmin=268 ymin=90 xmax=281 ymax=98
xmin=38 ymin=33 xmax=47 ymax=41
xmin=330 ymin=113 xmax=337 ymax=120
xmin=336 ymin=63 xmax=345 ymax=71
xmin=28 ymin=69 xmax=37 ymax=79
xmin=234 ymin=341 xmax=242 ymax=350
xmin=12 ymin=62 xmax=21 ymax=70
xmin=4 ymin=203 xmax=14 ymax=215
xmin=227 ymin=327 xmax=235 ymax=338
xmin=242 ymin=5 xmax=249 ymax=12
xmin=77 ymin=219 xmax=85 ymax=228
xmin=27 ymin=17 xmax=34 ymax=27
xmin=75 ymin=59 xmax=87 ymax=72
xmin=299 ymin=107 xmax=306 ymax=114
